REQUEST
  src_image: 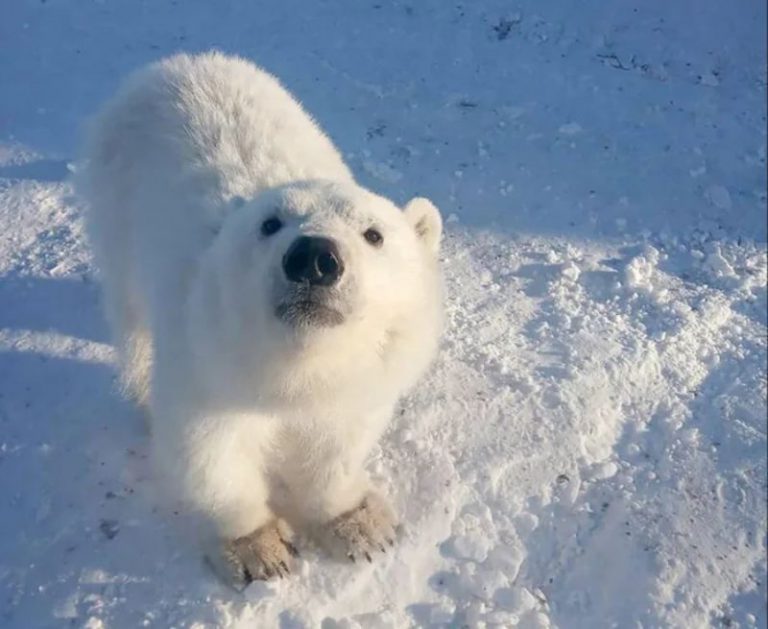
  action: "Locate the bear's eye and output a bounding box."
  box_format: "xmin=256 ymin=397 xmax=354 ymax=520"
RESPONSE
xmin=363 ymin=228 xmax=383 ymax=247
xmin=261 ymin=216 xmax=283 ymax=237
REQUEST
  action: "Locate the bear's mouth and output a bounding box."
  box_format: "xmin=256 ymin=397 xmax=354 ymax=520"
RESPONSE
xmin=275 ymin=299 xmax=345 ymax=328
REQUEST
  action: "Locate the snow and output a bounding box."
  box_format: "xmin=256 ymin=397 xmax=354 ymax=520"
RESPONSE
xmin=0 ymin=1 xmax=766 ymax=628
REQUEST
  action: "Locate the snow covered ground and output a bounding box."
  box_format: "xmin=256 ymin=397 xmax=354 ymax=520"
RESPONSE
xmin=1 ymin=1 xmax=766 ymax=627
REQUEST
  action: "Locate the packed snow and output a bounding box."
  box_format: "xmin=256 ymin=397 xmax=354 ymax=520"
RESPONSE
xmin=1 ymin=1 xmax=765 ymax=628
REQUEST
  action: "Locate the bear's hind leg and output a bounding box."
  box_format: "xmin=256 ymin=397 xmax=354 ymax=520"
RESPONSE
xmin=101 ymin=278 xmax=153 ymax=408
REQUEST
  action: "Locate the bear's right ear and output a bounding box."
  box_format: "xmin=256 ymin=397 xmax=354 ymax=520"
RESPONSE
xmin=404 ymin=197 xmax=442 ymax=256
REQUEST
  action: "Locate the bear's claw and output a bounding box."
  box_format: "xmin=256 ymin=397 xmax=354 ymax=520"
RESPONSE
xmin=325 ymin=491 xmax=398 ymax=564
xmin=283 ymin=540 xmax=300 ymax=558
xmin=217 ymin=519 xmax=297 ymax=587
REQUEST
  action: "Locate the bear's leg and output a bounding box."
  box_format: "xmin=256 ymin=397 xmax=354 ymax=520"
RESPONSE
xmin=204 ymin=471 xmax=297 ymax=586
xmin=101 ymin=276 xmax=153 ymax=408
xmin=279 ymin=433 xmax=398 ymax=562
xmin=161 ymin=418 xmax=297 ymax=587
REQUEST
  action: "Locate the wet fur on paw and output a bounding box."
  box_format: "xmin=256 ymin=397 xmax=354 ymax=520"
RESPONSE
xmin=324 ymin=492 xmax=398 ymax=563
xmin=215 ymin=519 xmax=298 ymax=587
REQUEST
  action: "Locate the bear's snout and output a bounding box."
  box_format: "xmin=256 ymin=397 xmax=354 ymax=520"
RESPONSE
xmin=283 ymin=236 xmax=344 ymax=287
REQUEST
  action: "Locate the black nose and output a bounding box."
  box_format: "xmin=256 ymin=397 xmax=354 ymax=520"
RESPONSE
xmin=283 ymin=236 xmax=344 ymax=286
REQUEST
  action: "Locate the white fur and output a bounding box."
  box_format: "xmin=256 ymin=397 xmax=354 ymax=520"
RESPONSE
xmin=78 ymin=52 xmax=443 ymax=566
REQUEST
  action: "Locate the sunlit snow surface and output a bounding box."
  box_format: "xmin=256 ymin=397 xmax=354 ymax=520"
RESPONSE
xmin=0 ymin=1 xmax=765 ymax=627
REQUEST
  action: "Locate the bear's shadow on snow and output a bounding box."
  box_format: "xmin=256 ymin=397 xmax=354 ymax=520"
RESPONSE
xmin=0 ymin=273 xmax=108 ymax=343
xmin=0 ymin=349 xmax=227 ymax=627
xmin=0 ymin=272 xmax=210 ymax=625
xmin=0 ymin=324 xmax=262 ymax=624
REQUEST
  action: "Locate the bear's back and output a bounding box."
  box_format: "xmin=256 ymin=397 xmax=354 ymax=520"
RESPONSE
xmin=84 ymin=52 xmax=353 ymax=211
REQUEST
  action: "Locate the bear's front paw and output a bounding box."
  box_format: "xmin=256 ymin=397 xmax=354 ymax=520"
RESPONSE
xmin=212 ymin=519 xmax=299 ymax=587
xmin=324 ymin=492 xmax=398 ymax=563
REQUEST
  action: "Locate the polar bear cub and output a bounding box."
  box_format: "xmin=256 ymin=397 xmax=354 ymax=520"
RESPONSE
xmin=79 ymin=52 xmax=443 ymax=585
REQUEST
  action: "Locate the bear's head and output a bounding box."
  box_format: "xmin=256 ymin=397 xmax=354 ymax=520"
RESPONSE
xmin=191 ymin=180 xmax=443 ymax=407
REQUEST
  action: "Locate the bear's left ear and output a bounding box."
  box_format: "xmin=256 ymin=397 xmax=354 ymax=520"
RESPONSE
xmin=404 ymin=197 xmax=442 ymax=255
